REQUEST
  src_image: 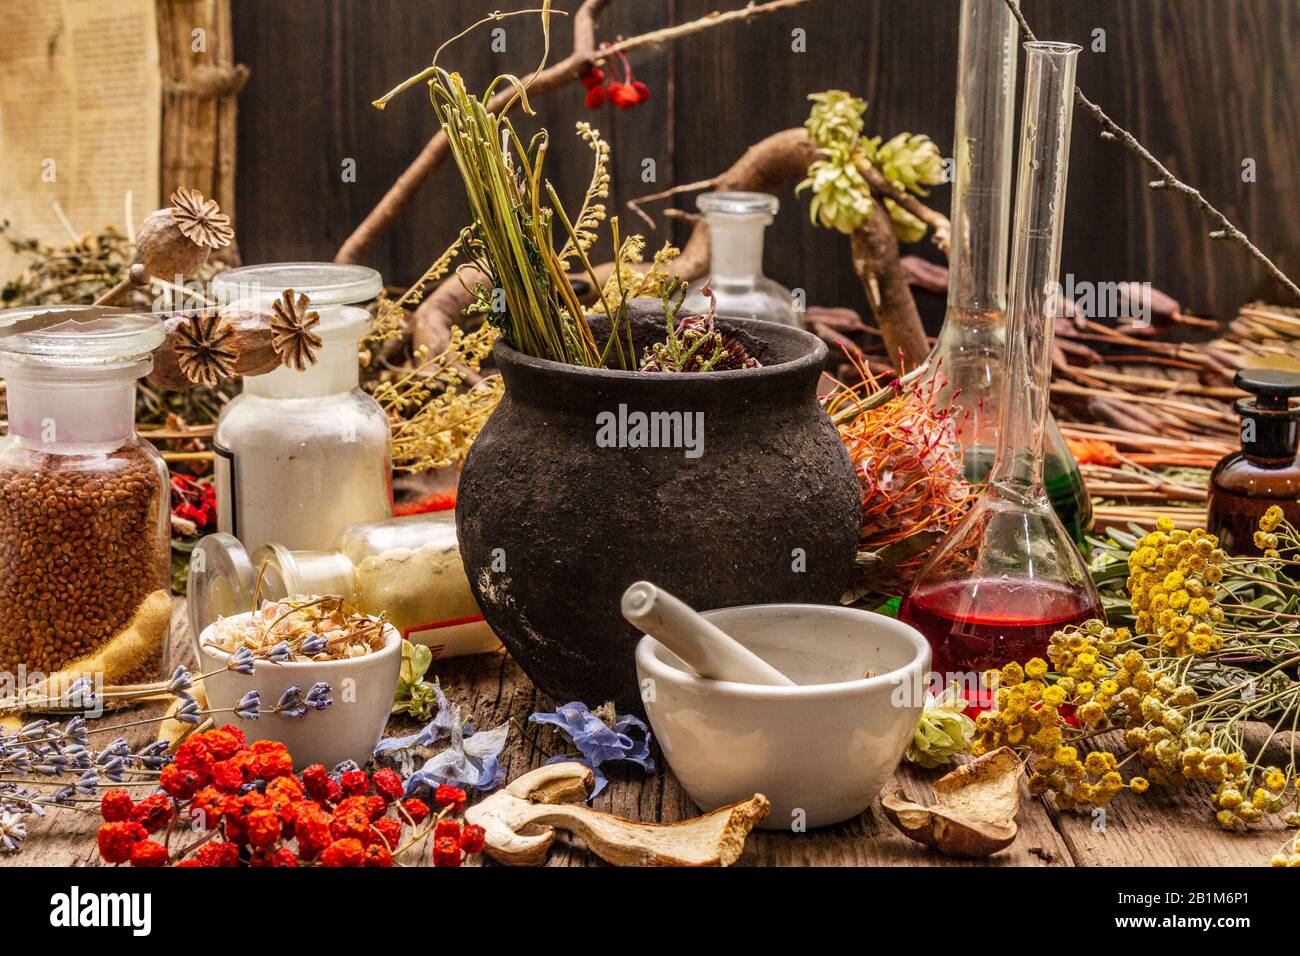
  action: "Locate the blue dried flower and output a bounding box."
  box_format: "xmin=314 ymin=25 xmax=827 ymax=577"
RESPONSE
xmin=304 ymin=682 xmax=333 ymax=711
xmin=175 ymin=695 xmax=202 ymax=725
xmin=333 ymin=759 xmax=360 ymax=775
xmin=64 ymin=745 xmax=91 ymax=770
xmin=300 ymin=634 xmax=328 ymax=656
xmin=530 ymin=702 xmax=654 ymax=769
xmin=97 ymin=738 xmax=130 ymax=763
xmin=403 ymin=722 xmax=509 ymax=798
xmin=530 ymin=702 xmax=655 ymax=798
xmin=63 ymin=718 xmax=88 ymax=748
xmin=266 ymin=641 xmax=293 ymax=663
xmin=63 ymin=679 xmax=96 ymax=709
xmin=52 ymin=787 xmax=74 ymax=805
xmin=235 ymin=691 xmax=261 ymax=721
xmin=275 ymin=686 xmax=307 ymax=719
xmin=229 ymin=647 xmax=255 ymax=675
xmin=75 ymin=769 xmax=99 ymax=794
xmin=169 ymin=666 xmax=193 ymax=694
xmin=137 ymin=740 xmax=170 ymax=770
xmin=100 ymin=758 xmax=126 ymax=783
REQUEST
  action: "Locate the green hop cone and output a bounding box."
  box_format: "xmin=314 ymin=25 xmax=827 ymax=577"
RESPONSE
xmin=868 ymin=132 xmax=946 ymax=197
xmin=797 ymin=148 xmax=873 ymax=235
xmin=805 ymin=90 xmax=867 ymax=152
xmin=907 ymin=683 xmax=976 ymax=769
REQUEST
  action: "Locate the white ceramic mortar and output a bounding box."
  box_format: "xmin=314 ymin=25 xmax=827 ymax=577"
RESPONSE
xmin=635 ymin=603 xmax=930 ymax=830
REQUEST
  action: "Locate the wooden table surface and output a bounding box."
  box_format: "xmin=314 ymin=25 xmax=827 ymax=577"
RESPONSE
xmin=4 ymin=601 xmax=1287 ymax=867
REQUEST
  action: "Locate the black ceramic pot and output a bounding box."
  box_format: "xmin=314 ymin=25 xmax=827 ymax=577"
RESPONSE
xmin=456 ymin=304 xmax=861 ymax=712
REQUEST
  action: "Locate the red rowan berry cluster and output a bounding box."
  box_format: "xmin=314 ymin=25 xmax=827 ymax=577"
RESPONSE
xmin=95 ymin=726 xmax=485 ymax=867
xmin=579 ymin=46 xmax=650 ymax=110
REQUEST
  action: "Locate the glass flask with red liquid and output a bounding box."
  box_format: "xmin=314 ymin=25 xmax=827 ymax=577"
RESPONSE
xmin=901 ymin=40 xmax=1102 ymax=682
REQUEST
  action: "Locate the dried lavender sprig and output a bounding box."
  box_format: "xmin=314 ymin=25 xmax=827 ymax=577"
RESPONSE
xmin=300 ymin=634 xmax=329 ymax=656
xmin=234 ymin=691 xmax=261 ymax=721
xmin=0 ymin=639 xmax=302 ymax=713
xmin=0 ymin=682 xmax=329 ymax=796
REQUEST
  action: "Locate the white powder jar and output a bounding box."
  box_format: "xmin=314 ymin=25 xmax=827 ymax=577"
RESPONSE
xmin=211 ymin=263 xmax=392 ymax=554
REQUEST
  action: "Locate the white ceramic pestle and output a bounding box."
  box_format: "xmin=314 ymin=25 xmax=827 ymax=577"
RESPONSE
xmin=620 ymin=581 xmax=796 ymax=686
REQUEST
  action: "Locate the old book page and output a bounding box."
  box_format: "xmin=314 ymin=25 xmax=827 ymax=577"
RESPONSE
xmin=0 ymin=0 xmax=160 ymax=279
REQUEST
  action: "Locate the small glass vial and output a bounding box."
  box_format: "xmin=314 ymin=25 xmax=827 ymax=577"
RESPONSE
xmin=683 ymin=192 xmax=800 ymax=326
xmin=211 ymin=263 xmax=392 ymax=556
xmin=188 ymin=511 xmax=499 ymax=659
xmin=0 ymin=306 xmax=171 ymax=676
xmin=1207 ymin=369 xmax=1300 ymax=561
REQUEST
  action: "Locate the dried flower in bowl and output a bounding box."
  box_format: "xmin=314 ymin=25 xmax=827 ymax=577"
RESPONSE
xmin=206 ymin=596 xmax=388 ymax=662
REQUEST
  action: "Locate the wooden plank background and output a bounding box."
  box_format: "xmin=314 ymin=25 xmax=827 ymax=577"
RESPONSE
xmin=230 ymin=0 xmax=1300 ymax=325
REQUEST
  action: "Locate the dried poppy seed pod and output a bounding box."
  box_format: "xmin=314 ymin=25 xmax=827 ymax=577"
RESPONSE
xmin=148 ymin=303 xmax=282 ymax=391
xmin=134 ymin=206 xmax=211 ymax=280
xmin=133 ymin=187 xmax=234 ymax=282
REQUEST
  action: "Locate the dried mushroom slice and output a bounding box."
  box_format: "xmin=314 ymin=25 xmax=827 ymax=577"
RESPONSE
xmin=882 ymin=746 xmax=1022 ymax=857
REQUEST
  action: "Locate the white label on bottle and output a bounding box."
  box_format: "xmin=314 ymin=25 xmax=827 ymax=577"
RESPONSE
xmin=404 ymin=615 xmax=499 ymax=660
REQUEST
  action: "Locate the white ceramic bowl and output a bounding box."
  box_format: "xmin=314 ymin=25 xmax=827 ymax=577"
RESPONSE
xmin=198 ymin=613 xmax=402 ymax=769
xmin=635 ymin=603 xmax=931 ymax=830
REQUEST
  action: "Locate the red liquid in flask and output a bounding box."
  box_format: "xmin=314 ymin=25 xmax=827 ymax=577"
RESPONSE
xmin=900 ymin=576 xmax=1103 ymax=678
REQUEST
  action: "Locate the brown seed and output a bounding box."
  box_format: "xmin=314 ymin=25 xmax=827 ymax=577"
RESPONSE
xmin=0 ymin=445 xmax=167 ymax=675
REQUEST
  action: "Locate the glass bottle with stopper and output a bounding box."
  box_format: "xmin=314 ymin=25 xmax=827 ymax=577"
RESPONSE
xmin=211 ymin=262 xmax=393 ymax=556
xmin=1207 ymin=369 xmax=1300 ymax=562
xmin=901 ymin=42 xmax=1102 ymax=678
xmin=0 ymin=307 xmax=171 ymax=676
xmin=918 ymin=0 xmax=1092 ymax=544
xmin=682 ymin=192 xmax=800 ymax=327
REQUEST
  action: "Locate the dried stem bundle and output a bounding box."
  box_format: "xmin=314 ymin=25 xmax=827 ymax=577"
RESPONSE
xmin=371 ymin=324 xmax=503 ymax=472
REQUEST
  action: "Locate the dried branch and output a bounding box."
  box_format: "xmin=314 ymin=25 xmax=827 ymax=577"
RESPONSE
xmin=336 ymin=0 xmax=821 ymax=264
xmin=598 ymin=0 xmax=813 ymax=59
xmin=855 ymin=159 xmax=950 ymax=254
xmin=850 ymin=205 xmax=930 ymax=369
xmin=1004 ymin=0 xmax=1300 ymax=302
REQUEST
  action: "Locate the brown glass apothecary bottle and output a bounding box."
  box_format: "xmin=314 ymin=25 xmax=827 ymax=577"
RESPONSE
xmin=1207 ymin=369 xmax=1300 ymax=563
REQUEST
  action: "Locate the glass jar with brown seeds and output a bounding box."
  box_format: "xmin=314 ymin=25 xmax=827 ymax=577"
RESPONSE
xmin=0 ymin=307 xmax=170 ymax=676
